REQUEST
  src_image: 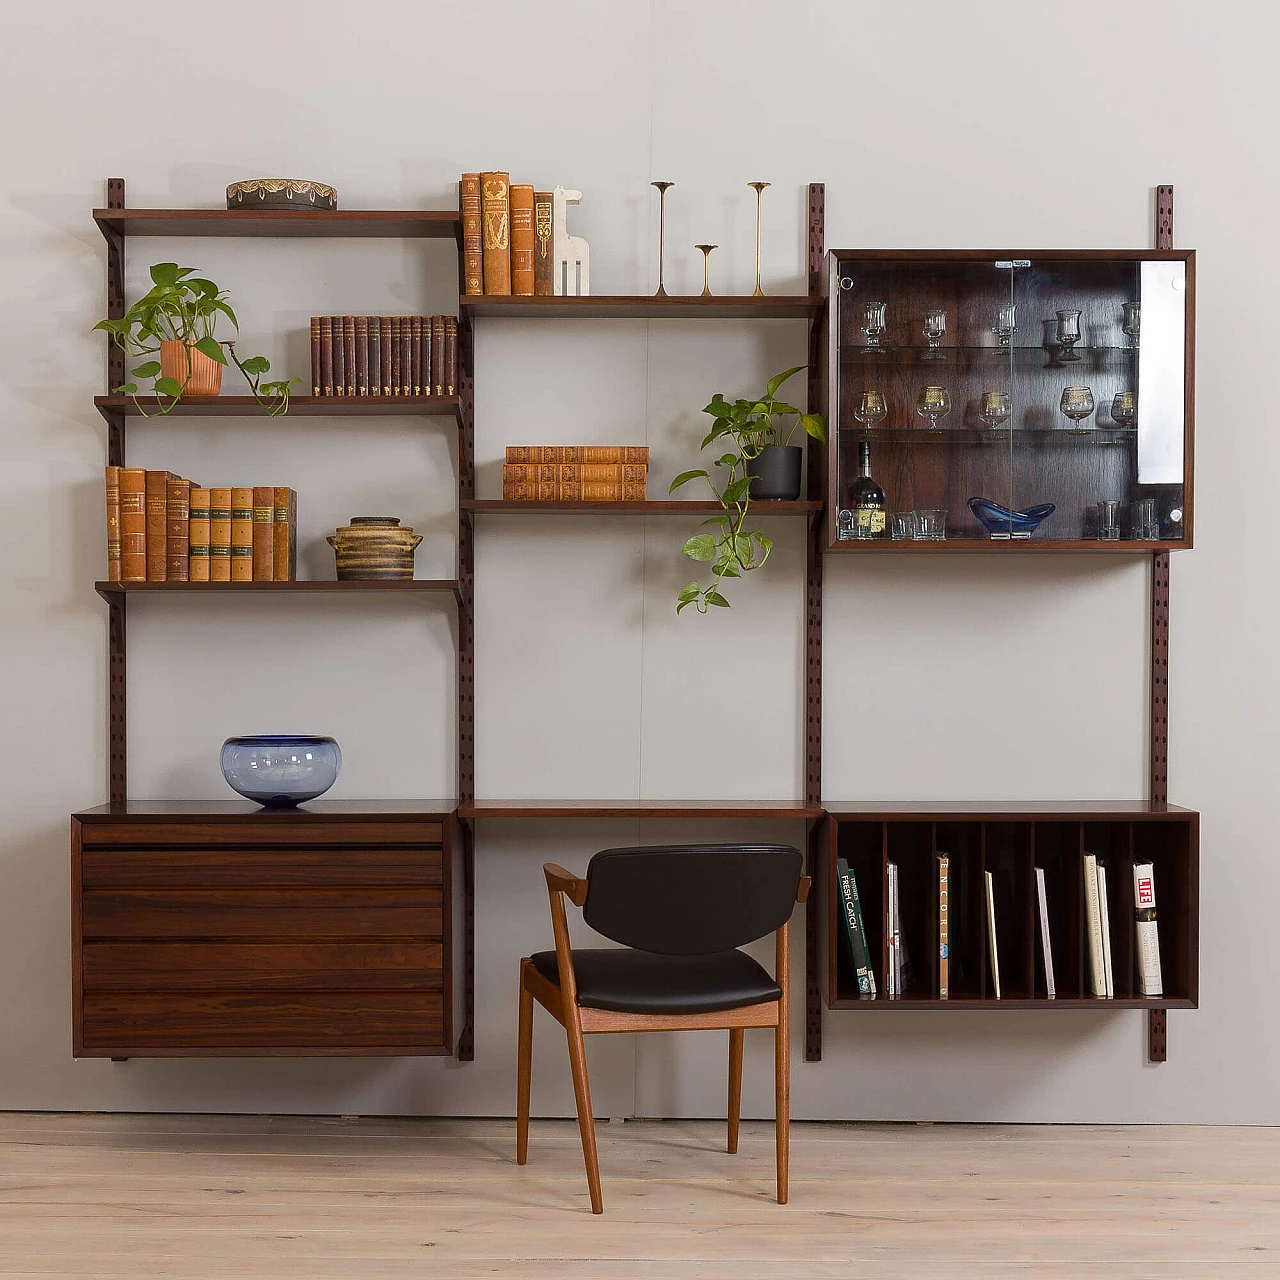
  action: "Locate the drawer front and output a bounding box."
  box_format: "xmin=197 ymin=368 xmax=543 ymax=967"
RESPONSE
xmin=82 ymin=941 xmax=442 ymax=991
xmin=79 ymin=821 xmax=444 ymax=848
xmin=81 ymin=888 xmax=442 ymax=939
xmin=82 ymin=991 xmax=445 ymax=1051
xmin=81 ymin=846 xmax=442 ymax=889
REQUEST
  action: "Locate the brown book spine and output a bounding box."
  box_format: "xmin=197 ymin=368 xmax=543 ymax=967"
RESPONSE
xmin=209 ymin=487 xmax=232 ymax=583
xmin=444 ymin=316 xmax=457 ymax=395
xmin=231 ymin=487 xmax=254 ymax=583
xmin=401 ymin=317 xmax=413 ymax=396
xmin=273 ymin=486 xmax=296 ymax=581
xmin=421 ymin=316 xmax=432 ymax=398
xmin=368 ymin=319 xmax=381 ymax=397
xmin=145 ymin=471 xmax=169 ymax=581
xmin=380 ymin=317 xmax=393 ymax=395
xmin=505 ymin=445 xmax=651 ymax=465
xmin=310 ymin=317 xmax=321 ymax=396
xmin=503 ymin=463 xmax=647 ymax=484
xmin=105 ymin=465 xmax=122 ymax=582
xmin=355 ymin=316 xmax=369 ymax=396
xmin=461 ymin=173 xmax=484 ymax=295
xmin=430 ymin=315 xmax=445 ymax=396
xmin=119 ymin=468 xmax=147 ymax=581
xmin=410 ymin=315 xmax=423 ymax=396
xmin=533 ymin=191 xmax=554 ymax=297
xmin=501 ymin=479 xmax=647 ymax=502
xmin=390 ymin=317 xmax=402 ymax=396
xmin=252 ymin=486 xmax=275 ymax=581
xmin=331 ymin=315 xmax=345 ymax=397
xmin=342 ymin=316 xmax=356 ymax=396
xmin=188 ymin=488 xmax=211 ymax=583
xmin=480 ymin=171 xmax=511 ymax=295
xmin=510 ymin=184 xmax=536 ymax=296
xmin=501 ymin=478 xmax=559 ymax=502
xmin=319 ymin=316 xmax=334 ymax=396
xmin=165 ymin=476 xmax=192 ymax=582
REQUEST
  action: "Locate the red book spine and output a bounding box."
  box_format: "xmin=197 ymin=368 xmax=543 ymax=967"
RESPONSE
xmin=368 ymin=319 xmax=382 ymax=397
xmin=165 ymin=476 xmax=191 ymax=581
xmin=411 ymin=315 xmax=423 ymax=396
xmin=331 ymin=315 xmax=345 ymax=397
xmin=355 ymin=316 xmax=369 ymax=396
xmin=431 ymin=316 xmax=446 ymax=397
xmin=145 ymin=470 xmax=169 ymax=581
xmin=310 ymin=317 xmax=321 ymax=396
xmin=445 ymin=317 xmax=457 ymax=395
xmin=380 ymin=317 xmax=393 ymax=395
xmin=319 ymin=316 xmax=334 ymax=396
xmin=390 ymin=317 xmax=402 ymax=396
xmin=400 ymin=317 xmax=412 ymax=395
xmin=342 ymin=316 xmax=356 ymax=396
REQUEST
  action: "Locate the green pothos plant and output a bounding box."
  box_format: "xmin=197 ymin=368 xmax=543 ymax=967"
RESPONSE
xmin=670 ymin=364 xmax=826 ymax=614
xmin=94 ymin=262 xmax=298 ymax=417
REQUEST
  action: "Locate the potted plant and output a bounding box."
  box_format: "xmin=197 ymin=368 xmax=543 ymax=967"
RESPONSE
xmin=669 ymin=364 xmax=826 ymax=614
xmin=94 ymin=262 xmax=298 ymax=417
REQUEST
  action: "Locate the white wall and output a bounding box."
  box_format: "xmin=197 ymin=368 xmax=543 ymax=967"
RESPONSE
xmin=1 ymin=0 xmax=1273 ymax=1123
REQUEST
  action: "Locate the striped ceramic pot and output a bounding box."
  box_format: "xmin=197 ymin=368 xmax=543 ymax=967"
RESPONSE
xmin=159 ymin=340 xmax=223 ymax=397
xmin=327 ymin=517 xmax=422 ymax=580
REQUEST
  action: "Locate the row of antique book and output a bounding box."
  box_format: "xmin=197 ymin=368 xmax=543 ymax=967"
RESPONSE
xmin=502 ymin=446 xmax=649 ymax=501
xmin=837 ymin=854 xmax=1163 ymax=999
xmin=309 ymin=315 xmax=458 ymax=398
xmin=105 ymin=468 xmax=297 ymax=583
xmin=462 ymin=173 xmax=554 ymax=296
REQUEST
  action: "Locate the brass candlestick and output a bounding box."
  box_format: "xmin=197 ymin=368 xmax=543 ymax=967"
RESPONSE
xmin=651 ymin=181 xmax=674 ymax=297
xmin=695 ymin=244 xmax=717 ymax=297
xmin=748 ymin=181 xmax=770 ymax=296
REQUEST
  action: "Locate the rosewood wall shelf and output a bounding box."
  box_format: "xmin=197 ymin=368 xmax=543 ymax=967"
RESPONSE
xmin=458 ymin=295 xmax=821 ymax=320
xmin=92 ymin=208 xmax=462 ymax=241
xmin=461 ymin=499 xmax=822 ymax=522
xmin=94 ymin=395 xmax=461 ymax=422
xmin=459 ymin=800 xmax=824 ymax=820
xmin=94 ymin=580 xmax=460 ymax=601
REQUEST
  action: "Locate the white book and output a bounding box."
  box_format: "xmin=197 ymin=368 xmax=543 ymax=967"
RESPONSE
xmin=886 ymin=863 xmax=895 ymax=999
xmin=984 ymin=869 xmax=1001 ymax=1000
xmin=893 ymin=863 xmax=904 ymax=997
xmin=1035 ymin=866 xmax=1056 ymax=999
xmin=1133 ymin=862 xmax=1164 ymax=997
xmin=1083 ymin=853 xmax=1106 ymax=998
xmin=1097 ymin=863 xmax=1115 ymax=999
xmin=887 ymin=862 xmax=900 ymax=999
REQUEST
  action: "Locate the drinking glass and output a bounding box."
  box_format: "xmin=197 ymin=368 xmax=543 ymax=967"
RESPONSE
xmin=1059 ymin=385 xmax=1095 ymax=432
xmin=1098 ymin=500 xmax=1120 ymax=541
xmin=1122 ymin=302 xmax=1141 ymax=346
xmin=1111 ymin=391 xmax=1136 ymax=430
xmin=993 ymin=304 xmax=1017 ymax=347
xmin=1056 ymin=308 xmax=1083 ymax=361
xmin=837 ymin=508 xmax=856 ymax=541
xmin=979 ymin=390 xmax=1012 ymax=433
xmin=916 ymin=385 xmax=951 ymax=429
xmin=862 ymin=301 xmax=887 ymax=350
xmin=890 ymin=511 xmax=916 ymax=541
xmin=914 ymin=509 xmax=947 ymax=541
xmin=1133 ymin=497 xmax=1159 ymax=541
xmin=923 ymin=309 xmax=946 ymax=356
xmin=853 ymin=389 xmax=888 ymax=429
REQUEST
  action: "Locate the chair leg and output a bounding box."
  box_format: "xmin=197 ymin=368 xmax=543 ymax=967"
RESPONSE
xmin=727 ymin=1027 xmax=744 ymax=1154
xmin=775 ymin=1011 xmax=790 ymax=1204
xmin=564 ymin=1006 xmax=604 ymax=1214
xmin=516 ymin=960 xmax=534 ymax=1165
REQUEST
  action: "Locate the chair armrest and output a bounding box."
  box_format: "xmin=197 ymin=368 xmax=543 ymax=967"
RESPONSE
xmin=543 ymin=862 xmax=588 ymax=907
xmin=797 ymin=875 xmax=812 ymax=904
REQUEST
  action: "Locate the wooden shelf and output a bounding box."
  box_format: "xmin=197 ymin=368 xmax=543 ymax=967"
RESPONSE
xmin=459 ymin=799 xmax=823 ymax=820
xmin=95 ymin=395 xmax=460 ymax=422
xmin=95 ymin=580 xmax=459 ymax=601
xmin=826 ymin=996 xmax=1197 ymax=1011
xmin=93 ymin=208 xmax=461 ymax=241
xmin=460 ymin=295 xmax=821 ymax=320
xmin=826 ymin=539 xmax=1187 ymax=554
xmin=75 ymin=799 xmax=458 ymax=818
xmin=823 ymin=801 xmax=1197 ymax=818
xmin=463 ymin=499 xmax=822 ymax=520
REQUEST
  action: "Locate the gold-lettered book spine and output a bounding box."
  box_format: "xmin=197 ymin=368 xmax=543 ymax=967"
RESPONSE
xmin=230 ymin=487 xmax=253 ymax=583
xmin=145 ymin=471 xmax=170 ymax=582
xmin=165 ymin=476 xmax=192 ymax=582
xmin=105 ymin=465 xmax=121 ymax=582
xmin=533 ymin=191 xmax=554 ymax=296
xmin=461 ymin=173 xmax=484 ymax=295
xmin=480 ymin=171 xmax=511 ymax=295
xmin=209 ymin=487 xmax=232 ymax=583
xmin=119 ymin=468 xmax=146 ymax=582
xmin=188 ymin=488 xmax=211 ymax=582
xmin=252 ymin=486 xmax=275 ymax=582
xmin=273 ymin=486 xmax=297 ymax=582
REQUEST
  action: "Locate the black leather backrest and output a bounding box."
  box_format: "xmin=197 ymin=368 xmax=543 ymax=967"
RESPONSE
xmin=582 ymin=844 xmax=803 ymax=955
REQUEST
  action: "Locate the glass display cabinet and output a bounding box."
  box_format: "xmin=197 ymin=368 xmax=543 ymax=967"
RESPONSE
xmin=820 ymin=251 xmax=1195 ymax=550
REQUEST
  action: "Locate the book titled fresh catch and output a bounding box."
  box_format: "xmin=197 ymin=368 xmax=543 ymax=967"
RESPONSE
xmin=836 ymin=857 xmax=875 ymax=998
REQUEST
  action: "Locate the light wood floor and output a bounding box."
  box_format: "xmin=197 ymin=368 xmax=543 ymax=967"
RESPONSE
xmin=1 ymin=1113 xmax=1277 ymax=1278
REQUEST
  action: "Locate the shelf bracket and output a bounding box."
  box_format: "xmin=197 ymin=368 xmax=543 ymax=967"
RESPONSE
xmin=1148 ymin=1008 xmax=1168 ymax=1063
xmin=108 ymin=592 xmax=126 ymax=805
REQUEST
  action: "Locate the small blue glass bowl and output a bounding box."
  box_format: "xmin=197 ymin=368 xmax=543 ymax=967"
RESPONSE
xmin=219 ymin=735 xmax=341 ymax=807
xmin=968 ymin=497 xmax=1056 ymax=540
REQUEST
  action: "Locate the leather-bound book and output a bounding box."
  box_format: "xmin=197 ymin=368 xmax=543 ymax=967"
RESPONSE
xmin=119 ymin=468 xmax=147 ymax=581
xmin=506 ymin=445 xmax=650 ymax=465
xmin=355 ymin=316 xmax=369 ymax=396
xmin=230 ymin=487 xmax=254 ymax=583
xmin=510 ymin=184 xmax=536 ymax=296
xmin=368 ymin=318 xmax=381 ymax=397
xmin=444 ymin=317 xmax=457 ymax=395
xmin=410 ymin=315 xmax=423 ymax=396
xmin=165 ymin=476 xmax=192 ymax=582
xmin=319 ymin=315 xmax=334 ymax=396
xmin=400 ymin=317 xmax=413 ymax=396
xmin=188 ymin=487 xmax=211 ymax=583
xmin=104 ymin=466 xmax=121 ymax=582
xmin=533 ymin=191 xmax=554 ymax=296
xmin=431 ymin=315 xmax=445 ymax=396
xmin=342 ymin=316 xmax=356 ymax=396
xmin=390 ymin=317 xmax=402 ymax=396
xmin=480 ymin=171 xmax=511 ymax=295
xmin=380 ymin=316 xmax=393 ymax=396
xmin=504 ymin=463 xmax=647 ymax=486
xmin=209 ymin=487 xmax=232 ymax=583
xmin=273 ymin=486 xmax=297 ymax=581
xmin=310 ymin=317 xmax=321 ymax=396
xmin=500 ymin=476 xmax=647 ymax=502
xmin=145 ymin=471 xmax=170 ymax=581
xmin=252 ymin=486 xmax=275 ymax=581
xmin=420 ymin=316 xmax=432 ymax=397
xmin=461 ymin=174 xmax=484 ymax=294
xmin=332 ymin=315 xmax=345 ymax=397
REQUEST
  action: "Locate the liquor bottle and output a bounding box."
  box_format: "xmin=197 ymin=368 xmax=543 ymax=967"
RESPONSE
xmin=844 ymin=440 xmax=886 ymax=539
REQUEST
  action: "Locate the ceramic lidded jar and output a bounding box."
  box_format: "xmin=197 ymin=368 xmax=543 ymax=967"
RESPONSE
xmin=327 ymin=516 xmax=422 ymax=580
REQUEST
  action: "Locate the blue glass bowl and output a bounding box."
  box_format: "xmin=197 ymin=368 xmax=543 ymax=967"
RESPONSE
xmin=219 ymin=735 xmax=341 ymax=807
xmin=968 ymin=497 xmax=1056 ymax=540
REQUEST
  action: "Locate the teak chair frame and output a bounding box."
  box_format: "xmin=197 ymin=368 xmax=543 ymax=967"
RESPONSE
xmin=516 ymin=860 xmax=811 ymax=1214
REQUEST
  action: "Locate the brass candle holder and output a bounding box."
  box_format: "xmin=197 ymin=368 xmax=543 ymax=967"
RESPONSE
xmin=748 ymin=181 xmax=770 ymax=296
xmin=651 ymin=181 xmax=674 ymax=297
xmin=695 ymin=244 xmax=717 ymax=297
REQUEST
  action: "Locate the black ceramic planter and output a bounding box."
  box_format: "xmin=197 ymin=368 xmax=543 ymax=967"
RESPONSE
xmin=747 ymin=445 xmax=803 ymax=500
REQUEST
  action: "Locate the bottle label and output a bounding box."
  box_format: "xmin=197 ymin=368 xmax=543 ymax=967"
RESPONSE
xmin=856 ymin=506 xmax=886 ymax=535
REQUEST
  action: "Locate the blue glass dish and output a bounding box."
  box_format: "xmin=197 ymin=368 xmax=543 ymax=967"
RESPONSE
xmin=968 ymin=497 xmax=1056 ymax=540
xmin=219 ymin=735 xmax=341 ymax=807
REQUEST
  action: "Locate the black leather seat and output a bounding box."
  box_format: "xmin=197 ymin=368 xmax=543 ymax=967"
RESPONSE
xmin=530 ymin=947 xmax=782 ymax=1015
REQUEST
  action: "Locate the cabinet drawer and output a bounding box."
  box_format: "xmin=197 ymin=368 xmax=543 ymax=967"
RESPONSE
xmin=82 ymin=991 xmax=445 ymax=1052
xmin=78 ymin=821 xmax=443 ymax=848
xmin=81 ymin=888 xmax=442 ymax=939
xmin=81 ymin=846 xmax=442 ymax=889
xmin=82 ymin=941 xmax=442 ymax=991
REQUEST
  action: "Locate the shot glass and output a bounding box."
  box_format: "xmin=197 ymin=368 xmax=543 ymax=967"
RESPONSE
xmin=914 ymin=509 xmax=947 ymax=541
xmin=1098 ymin=500 xmax=1120 ymax=541
xmin=1133 ymin=498 xmax=1159 ymax=541
xmin=890 ymin=511 xmax=916 ymax=541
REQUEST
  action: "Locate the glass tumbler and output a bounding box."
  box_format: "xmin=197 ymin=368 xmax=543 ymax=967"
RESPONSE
xmin=914 ymin=509 xmax=947 ymax=541
xmin=1133 ymin=498 xmax=1159 ymax=541
xmin=890 ymin=511 xmax=916 ymax=541
xmin=1098 ymin=500 xmax=1121 ymax=541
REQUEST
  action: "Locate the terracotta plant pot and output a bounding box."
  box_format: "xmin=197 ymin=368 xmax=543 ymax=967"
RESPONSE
xmin=159 ymin=340 xmax=223 ymax=397
xmin=327 ymin=517 xmax=423 ymax=581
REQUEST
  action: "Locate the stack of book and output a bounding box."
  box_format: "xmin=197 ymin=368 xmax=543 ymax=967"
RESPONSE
xmin=105 ymin=467 xmax=297 ymax=583
xmin=309 ymin=316 xmax=457 ymax=398
xmin=502 ymin=446 xmax=648 ymax=502
xmin=462 ymin=172 xmax=557 ymax=297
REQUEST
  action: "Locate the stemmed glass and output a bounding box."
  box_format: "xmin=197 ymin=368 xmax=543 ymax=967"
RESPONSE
xmin=1059 ymin=385 xmax=1096 ymax=433
xmin=853 ymin=390 xmax=887 ymax=430
xmin=1122 ymin=302 xmax=1141 ymax=347
xmin=992 ymin=304 xmax=1017 ymax=347
xmin=862 ymin=301 xmax=887 ymax=350
xmin=979 ymin=390 xmax=1012 ymax=435
xmin=1102 ymin=390 xmax=1136 ymax=447
xmin=923 ymin=309 xmax=946 ymax=358
xmin=1056 ymin=309 xmax=1082 ymax=361
xmin=916 ymin=385 xmax=951 ymax=429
